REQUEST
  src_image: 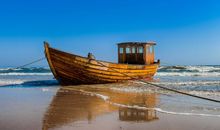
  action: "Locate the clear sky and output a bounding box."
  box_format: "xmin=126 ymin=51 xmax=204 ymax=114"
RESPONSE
xmin=0 ymin=0 xmax=220 ymax=67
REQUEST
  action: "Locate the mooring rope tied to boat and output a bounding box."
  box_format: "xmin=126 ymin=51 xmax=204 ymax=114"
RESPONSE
xmin=95 ymin=60 xmax=220 ymax=104
xmin=15 ymin=57 xmax=46 ymax=69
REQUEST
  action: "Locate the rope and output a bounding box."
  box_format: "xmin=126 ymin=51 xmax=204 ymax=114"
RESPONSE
xmin=15 ymin=57 xmax=46 ymax=69
xmin=94 ymin=60 xmax=220 ymax=104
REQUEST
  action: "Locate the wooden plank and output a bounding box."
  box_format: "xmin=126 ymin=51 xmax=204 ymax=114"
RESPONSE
xmin=51 ymin=55 xmax=157 ymax=78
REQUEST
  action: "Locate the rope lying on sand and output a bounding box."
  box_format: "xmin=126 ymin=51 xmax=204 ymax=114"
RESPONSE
xmin=95 ymin=60 xmax=220 ymax=104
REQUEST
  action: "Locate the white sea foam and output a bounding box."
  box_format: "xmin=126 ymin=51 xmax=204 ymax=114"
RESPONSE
xmin=159 ymin=66 xmax=220 ymax=72
xmin=0 ymin=68 xmax=22 ymax=71
xmin=155 ymin=108 xmax=220 ymax=117
xmin=156 ymin=72 xmax=220 ymax=77
xmin=42 ymin=88 xmax=49 ymax=92
xmin=187 ymin=66 xmax=220 ymax=72
xmin=0 ymin=80 xmax=25 ymax=86
xmin=188 ymin=91 xmax=220 ymax=96
xmin=110 ymin=87 xmax=154 ymax=93
xmin=110 ymin=102 xmax=220 ymax=117
xmin=155 ymin=81 xmax=220 ymax=86
xmin=135 ymin=80 xmax=220 ymax=87
xmin=65 ymin=88 xmax=110 ymax=101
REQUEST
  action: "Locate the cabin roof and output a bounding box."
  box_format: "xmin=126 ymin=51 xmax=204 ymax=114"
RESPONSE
xmin=117 ymin=42 xmax=156 ymax=46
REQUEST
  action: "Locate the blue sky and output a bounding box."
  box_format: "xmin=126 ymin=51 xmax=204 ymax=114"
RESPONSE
xmin=0 ymin=0 xmax=220 ymax=67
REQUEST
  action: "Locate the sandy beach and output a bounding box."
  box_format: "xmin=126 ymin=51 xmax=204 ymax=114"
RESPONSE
xmin=0 ymin=82 xmax=220 ymax=130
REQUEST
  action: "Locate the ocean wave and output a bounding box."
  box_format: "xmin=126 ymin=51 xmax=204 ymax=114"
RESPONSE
xmin=0 ymin=79 xmax=58 ymax=87
xmin=0 ymin=67 xmax=51 ymax=73
xmin=0 ymin=72 xmax=52 ymax=76
xmin=158 ymin=65 xmax=220 ymax=73
xmin=156 ymin=72 xmax=220 ymax=77
xmin=155 ymin=81 xmax=220 ymax=86
xmin=0 ymin=68 xmax=23 ymax=71
xmin=20 ymin=80 xmax=58 ymax=86
xmin=0 ymin=67 xmax=52 ymax=76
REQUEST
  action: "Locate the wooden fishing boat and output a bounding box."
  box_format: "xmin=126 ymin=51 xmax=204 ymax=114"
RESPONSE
xmin=44 ymin=41 xmax=160 ymax=85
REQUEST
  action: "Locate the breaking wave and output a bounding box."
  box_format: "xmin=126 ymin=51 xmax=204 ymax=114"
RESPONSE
xmin=0 ymin=67 xmax=52 ymax=76
xmin=157 ymin=65 xmax=220 ymax=77
xmin=0 ymin=79 xmax=58 ymax=87
xmin=0 ymin=72 xmax=52 ymax=76
xmin=155 ymin=80 xmax=220 ymax=86
xmin=0 ymin=67 xmax=51 ymax=73
xmin=158 ymin=65 xmax=220 ymax=72
xmin=156 ymin=72 xmax=220 ymax=77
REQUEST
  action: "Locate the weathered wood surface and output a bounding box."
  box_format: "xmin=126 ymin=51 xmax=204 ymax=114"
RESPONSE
xmin=44 ymin=42 xmax=159 ymax=85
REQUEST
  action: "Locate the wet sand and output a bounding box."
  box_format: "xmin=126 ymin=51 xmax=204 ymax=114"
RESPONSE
xmin=0 ymin=83 xmax=220 ymax=130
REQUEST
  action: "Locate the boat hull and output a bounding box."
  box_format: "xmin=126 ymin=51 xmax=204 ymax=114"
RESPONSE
xmin=44 ymin=43 xmax=159 ymax=85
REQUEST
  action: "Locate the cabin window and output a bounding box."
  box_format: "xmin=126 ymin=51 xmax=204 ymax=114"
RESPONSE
xmin=126 ymin=47 xmax=131 ymax=54
xmin=119 ymin=47 xmax=124 ymax=54
xmin=149 ymin=46 xmax=154 ymax=53
xmin=138 ymin=47 xmax=143 ymax=53
xmin=132 ymin=47 xmax=136 ymax=54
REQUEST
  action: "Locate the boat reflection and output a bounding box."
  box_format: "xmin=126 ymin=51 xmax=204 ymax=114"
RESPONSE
xmin=42 ymin=85 xmax=159 ymax=130
xmin=118 ymin=92 xmax=159 ymax=122
xmin=119 ymin=108 xmax=158 ymax=122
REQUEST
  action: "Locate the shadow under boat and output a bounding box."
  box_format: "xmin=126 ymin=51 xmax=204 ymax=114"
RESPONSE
xmin=42 ymin=85 xmax=160 ymax=130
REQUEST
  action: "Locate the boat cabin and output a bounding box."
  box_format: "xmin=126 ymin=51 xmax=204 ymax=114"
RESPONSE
xmin=118 ymin=42 xmax=156 ymax=65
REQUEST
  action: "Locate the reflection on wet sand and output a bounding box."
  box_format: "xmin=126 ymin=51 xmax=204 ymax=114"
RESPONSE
xmin=43 ymin=84 xmax=159 ymax=130
xmin=119 ymin=107 xmax=158 ymax=122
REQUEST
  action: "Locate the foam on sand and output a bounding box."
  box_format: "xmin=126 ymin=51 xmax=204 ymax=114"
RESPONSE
xmin=0 ymin=80 xmax=26 ymax=86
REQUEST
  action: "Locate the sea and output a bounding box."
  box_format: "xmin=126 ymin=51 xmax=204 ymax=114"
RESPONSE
xmin=0 ymin=65 xmax=220 ymax=130
xmin=1 ymin=65 xmax=220 ymax=92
